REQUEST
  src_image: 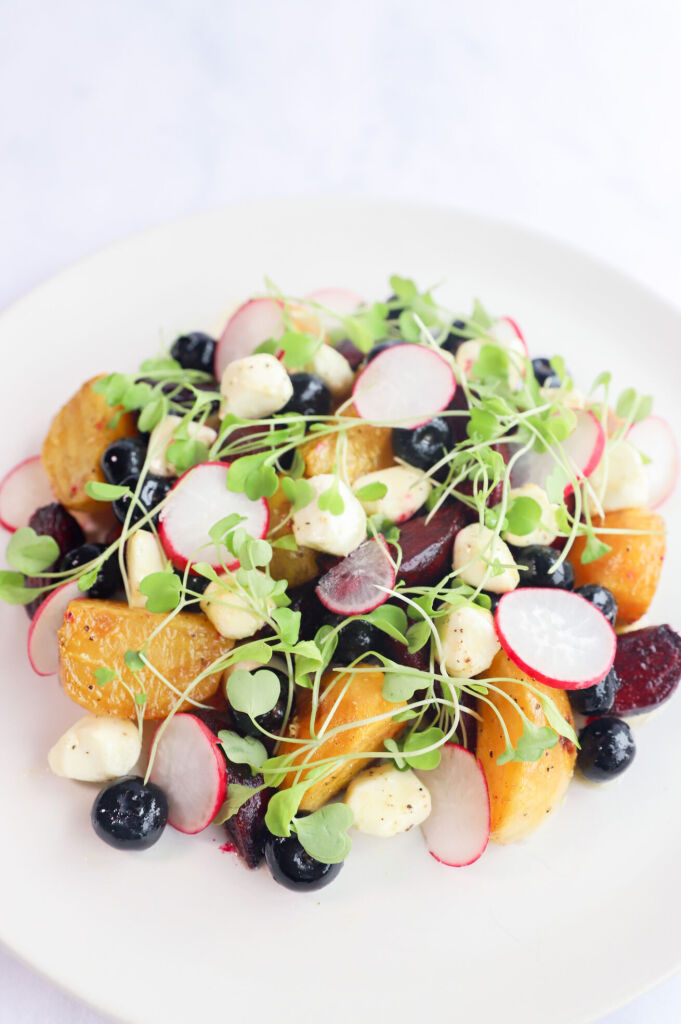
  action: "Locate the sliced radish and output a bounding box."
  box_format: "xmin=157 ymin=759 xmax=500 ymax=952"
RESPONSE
xmin=352 ymin=344 xmax=456 ymax=428
xmin=306 ymin=287 xmax=365 ymax=330
xmin=510 ymin=409 xmax=605 ymax=497
xmin=495 ymin=587 xmax=616 ymax=689
xmin=148 ymin=714 xmax=226 ymax=834
xmin=27 ymin=580 xmax=83 ymax=676
xmin=0 ymin=456 xmax=54 ymax=533
xmin=215 ymin=298 xmax=285 ymax=379
xmin=494 ymin=315 xmax=529 ymax=358
xmin=627 ymin=415 xmax=679 ymax=508
xmin=158 ymin=461 xmax=269 ymax=572
xmin=315 ymin=536 xmax=395 ymax=615
xmin=416 ymin=743 xmax=490 ymax=867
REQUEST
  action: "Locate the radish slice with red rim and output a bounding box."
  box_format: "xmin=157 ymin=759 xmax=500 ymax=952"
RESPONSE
xmin=627 ymin=415 xmax=679 ymax=508
xmin=494 ymin=315 xmax=529 ymax=357
xmin=352 ymin=344 xmax=456 ymax=428
xmin=148 ymin=714 xmax=226 ymax=834
xmin=214 ymin=298 xmax=285 ymax=379
xmin=0 ymin=456 xmax=54 ymax=533
xmin=509 ymin=409 xmax=605 ymax=497
xmin=416 ymin=743 xmax=490 ymax=867
xmin=158 ymin=462 xmax=269 ymax=572
xmin=306 ymin=287 xmax=365 ymax=330
xmin=315 ymin=536 xmax=395 ymax=615
xmin=495 ymin=587 xmax=616 ymax=690
xmin=27 ymin=580 xmax=84 ymax=676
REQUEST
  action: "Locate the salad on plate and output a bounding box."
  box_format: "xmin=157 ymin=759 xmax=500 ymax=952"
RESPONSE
xmin=1 ymin=276 xmax=679 ymax=892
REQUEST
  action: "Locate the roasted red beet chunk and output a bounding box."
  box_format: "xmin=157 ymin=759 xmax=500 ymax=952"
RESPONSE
xmin=223 ymin=762 xmax=272 ymax=869
xmin=397 ymin=503 xmax=467 ymax=588
xmin=612 ymin=624 xmax=681 ymax=716
xmin=25 ymin=503 xmax=86 ymax=618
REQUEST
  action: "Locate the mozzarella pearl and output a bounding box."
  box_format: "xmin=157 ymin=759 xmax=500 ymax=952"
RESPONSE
xmin=503 ymin=483 xmax=560 ymax=547
xmin=453 ymin=523 xmax=519 ymax=593
xmin=352 ymin=465 xmax=431 ymax=524
xmin=200 ymin=572 xmax=273 ymax=639
xmin=126 ymin=530 xmax=167 ymax=609
xmin=436 ymin=604 xmax=500 ymax=677
xmin=292 ymin=474 xmax=367 ymax=556
xmin=345 ymin=764 xmax=431 ymax=837
xmin=587 ymin=439 xmax=649 ymax=513
xmin=147 ymin=414 xmax=217 ymax=476
xmin=220 ymin=353 xmax=293 ymax=419
xmin=305 ymin=344 xmax=355 ymax=399
xmin=48 ymin=716 xmax=141 ymax=782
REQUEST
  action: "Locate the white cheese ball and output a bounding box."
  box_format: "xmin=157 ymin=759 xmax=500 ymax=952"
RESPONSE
xmin=436 ymin=604 xmax=500 ymax=678
xmin=345 ymin=764 xmax=431 ymax=837
xmin=200 ymin=572 xmax=273 ymax=639
xmin=306 ymin=344 xmax=355 ymax=399
xmin=292 ymin=474 xmax=367 ymax=556
xmin=48 ymin=716 xmax=141 ymax=782
xmin=352 ymin=465 xmax=431 ymax=524
xmin=126 ymin=530 xmax=167 ymax=609
xmin=453 ymin=523 xmax=519 ymax=593
xmin=503 ymin=483 xmax=560 ymax=547
xmin=220 ymin=353 xmax=293 ymax=420
xmin=587 ymin=439 xmax=649 ymax=513
xmin=147 ymin=414 xmax=218 ymax=476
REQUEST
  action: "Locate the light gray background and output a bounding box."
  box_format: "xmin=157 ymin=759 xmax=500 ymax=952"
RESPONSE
xmin=1 ymin=1 xmax=679 ymax=1021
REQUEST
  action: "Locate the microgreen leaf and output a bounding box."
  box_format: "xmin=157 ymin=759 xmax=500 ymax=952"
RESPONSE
xmin=354 ymin=481 xmax=388 ymax=501
xmin=138 ymin=396 xmax=167 ymax=433
xmin=271 ymin=534 xmax=299 ymax=551
xmin=466 ymin=407 xmax=498 ymax=442
xmin=317 ymin=479 xmax=344 ymax=515
xmin=271 ymin=607 xmax=300 ymax=646
xmin=84 ymin=481 xmax=131 ymax=502
xmin=212 ymin=783 xmax=263 ymax=825
xmin=0 ymin=571 xmax=43 ymax=605
xmin=134 ymin=692 xmax=148 ymax=708
xmin=265 ymin=783 xmax=308 ymax=837
xmin=406 ymin=620 xmax=431 ymax=653
xmin=545 ymin=465 xmax=569 ymax=504
xmin=389 ymin=275 xmax=418 ymax=303
xmin=218 ymin=730 xmax=268 ymax=772
xmin=208 ymin=513 xmax=247 ymax=547
xmin=281 ymin=476 xmax=315 ymax=513
xmin=580 ymin=534 xmax=612 ymax=564
xmin=402 ymin=727 xmax=444 ymax=770
xmin=473 ymin=344 xmax=509 ymax=380
xmin=469 ymin=298 xmax=494 ymax=330
xmin=382 ymin=671 xmax=421 ymax=703
xmin=384 ymin=736 xmax=406 ymax=769
xmin=616 ymin=388 xmax=653 ymax=424
xmin=279 ymin=330 xmax=323 ymax=368
xmin=6 ymin=527 xmax=60 ymax=575
xmin=94 ymin=666 xmax=116 ymax=688
xmin=541 ymin=695 xmax=579 ymax=746
xmin=498 ymin=718 xmax=559 ymax=764
xmin=293 ymin=804 xmax=354 ymax=864
xmin=365 ymin=604 xmax=408 ymax=642
xmin=166 ymin=438 xmax=211 ymax=474
xmin=139 ymin=571 xmax=182 ymax=613
xmin=226 ymin=669 xmax=281 ymax=719
xmin=77 ymin=568 xmax=99 ymax=592
xmin=504 ymin=496 xmax=542 ymax=537
xmin=124 ymin=650 xmax=145 ymax=673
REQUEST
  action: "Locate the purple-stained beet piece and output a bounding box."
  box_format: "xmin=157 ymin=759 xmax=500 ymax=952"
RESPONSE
xmin=25 ymin=503 xmax=86 ymax=618
xmin=223 ymin=762 xmax=272 ymax=869
xmin=333 ymin=338 xmax=365 ymax=370
xmin=612 ymin=624 xmax=681 ymax=716
xmin=397 ymin=503 xmax=468 ymax=588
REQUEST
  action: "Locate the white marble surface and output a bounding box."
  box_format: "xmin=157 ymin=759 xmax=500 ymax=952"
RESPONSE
xmin=1 ymin=0 xmax=680 ymax=1020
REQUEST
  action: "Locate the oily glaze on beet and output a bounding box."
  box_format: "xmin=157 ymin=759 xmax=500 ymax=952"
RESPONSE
xmin=612 ymin=625 xmax=681 ymax=716
xmin=397 ymin=503 xmax=467 ymax=587
xmin=223 ymin=762 xmax=272 ymax=868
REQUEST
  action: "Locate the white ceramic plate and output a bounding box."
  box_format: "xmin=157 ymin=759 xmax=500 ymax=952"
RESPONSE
xmin=1 ymin=199 xmax=680 ymax=1024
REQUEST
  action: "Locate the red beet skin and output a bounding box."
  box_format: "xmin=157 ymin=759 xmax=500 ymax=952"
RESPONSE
xmin=397 ymin=503 xmax=467 ymax=588
xmin=612 ymin=624 xmax=681 ymax=716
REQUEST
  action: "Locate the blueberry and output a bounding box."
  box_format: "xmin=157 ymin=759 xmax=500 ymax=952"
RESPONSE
xmin=60 ymin=543 xmax=122 ymax=598
xmin=440 ymin=319 xmax=472 ymax=355
xmin=265 ymin=832 xmax=343 ymax=892
xmin=170 ymin=332 xmax=216 ymax=375
xmin=92 ymin=776 xmax=168 ymax=850
xmin=384 ymin=293 xmax=404 ymax=322
xmin=392 ymin=417 xmax=451 ymax=472
xmin=280 ymin=373 xmax=331 ymax=418
xmin=364 ymin=339 xmax=403 ymax=364
xmin=227 ymin=669 xmax=292 ymax=749
xmin=575 ymin=584 xmax=618 ymax=627
xmin=532 ymin=357 xmax=561 ymax=389
xmin=577 ymin=717 xmax=635 ymax=782
xmin=325 ymin=616 xmax=384 ymax=665
xmin=112 ymin=474 xmax=174 ymax=526
xmin=514 ymin=545 xmax=574 ymax=590
xmin=101 ymin=438 xmax=148 ymax=486
xmin=569 ymin=668 xmax=620 ymax=716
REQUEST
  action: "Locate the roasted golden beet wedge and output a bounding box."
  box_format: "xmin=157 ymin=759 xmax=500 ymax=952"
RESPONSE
xmin=568 ymin=507 xmax=666 ymax=625
xmin=302 ymin=407 xmax=394 ymax=483
xmin=478 ymin=650 xmax=576 ymax=844
xmin=58 ymin=600 xmax=232 ymax=718
xmin=267 ymin=483 xmax=319 ymax=588
xmin=278 ymin=668 xmax=406 ymax=811
xmin=42 ymin=376 xmax=137 ymax=512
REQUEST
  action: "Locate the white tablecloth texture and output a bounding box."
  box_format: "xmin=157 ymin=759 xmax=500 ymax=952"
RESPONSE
xmin=1 ymin=1 xmax=680 ymax=1020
